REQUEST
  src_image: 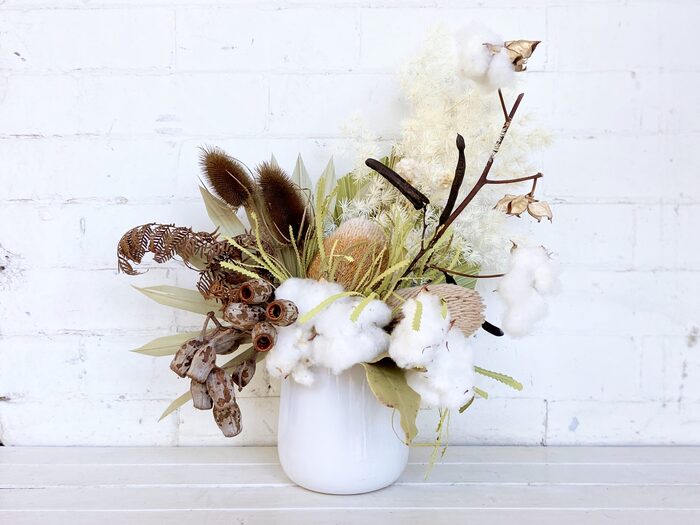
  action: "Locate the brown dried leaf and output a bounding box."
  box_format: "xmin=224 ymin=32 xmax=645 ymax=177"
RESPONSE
xmin=504 ymin=40 xmax=541 ymax=72
xmin=508 ymin=195 xmax=531 ymax=216
xmin=494 ymin=194 xmax=519 ymax=212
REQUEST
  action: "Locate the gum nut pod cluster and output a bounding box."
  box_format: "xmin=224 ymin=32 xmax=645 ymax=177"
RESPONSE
xmin=164 ymin=278 xmax=298 ymax=437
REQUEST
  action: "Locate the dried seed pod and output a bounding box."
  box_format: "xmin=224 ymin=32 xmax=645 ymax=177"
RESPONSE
xmin=223 ymin=302 xmax=266 ymax=330
xmin=170 ymin=338 xmax=205 ymax=378
xmin=206 ymin=368 xmax=242 ymax=438
xmin=239 ymin=279 xmax=275 ymax=304
xmin=266 ymin=299 xmax=298 ymax=326
xmin=388 ymin=284 xmax=486 ymax=337
xmin=252 ymin=321 xmax=277 ymax=352
xmin=186 ymin=344 xmax=217 ymax=383
xmin=190 ymin=379 xmax=213 ymax=410
xmin=231 ymin=356 xmax=257 ymax=391
xmin=208 ymin=328 xmax=244 ymax=355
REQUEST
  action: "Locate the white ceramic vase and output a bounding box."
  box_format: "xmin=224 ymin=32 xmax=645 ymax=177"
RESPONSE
xmin=277 ymin=364 xmax=409 ymax=494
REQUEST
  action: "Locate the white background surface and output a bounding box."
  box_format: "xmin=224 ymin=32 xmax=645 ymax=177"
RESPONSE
xmin=0 ymin=0 xmax=698 ymax=446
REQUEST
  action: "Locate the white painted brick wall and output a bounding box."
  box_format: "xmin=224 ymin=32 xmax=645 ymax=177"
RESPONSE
xmin=0 ymin=0 xmax=698 ymax=446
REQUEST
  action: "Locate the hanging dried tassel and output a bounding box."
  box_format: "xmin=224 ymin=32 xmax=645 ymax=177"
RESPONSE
xmin=239 ymin=279 xmax=275 ymax=304
xmin=186 ymin=344 xmax=217 ymax=383
xmin=199 ymin=146 xmax=257 ymax=209
xmin=365 ymin=158 xmax=429 ymax=210
xmin=206 ymin=368 xmax=242 ymax=437
xmin=190 ymin=379 xmax=213 ymax=410
xmin=266 ymin=299 xmax=298 ymax=326
xmin=252 ymin=321 xmax=277 ymax=352
xmin=170 ymin=339 xmax=205 ymax=378
xmin=439 ymin=134 xmax=466 ymax=225
xmin=223 ymin=302 xmax=266 ymax=330
xmin=256 ymin=161 xmax=309 ymax=242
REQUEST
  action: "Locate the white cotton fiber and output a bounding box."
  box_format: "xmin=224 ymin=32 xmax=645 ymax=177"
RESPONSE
xmin=406 ymin=328 xmax=475 ymax=409
xmin=388 ymin=291 xmax=452 ymax=369
xmin=498 ymin=246 xmax=560 ymax=337
xmin=455 ymin=22 xmax=515 ymax=90
xmin=265 ymin=324 xmax=315 ymax=383
xmin=312 ymin=295 xmax=392 ymax=374
xmin=274 ymin=278 xmax=344 ymax=316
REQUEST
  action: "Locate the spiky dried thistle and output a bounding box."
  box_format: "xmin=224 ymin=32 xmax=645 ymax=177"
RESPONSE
xmin=256 ymin=161 xmax=310 ymax=243
xmin=199 ymin=146 xmax=257 ymax=209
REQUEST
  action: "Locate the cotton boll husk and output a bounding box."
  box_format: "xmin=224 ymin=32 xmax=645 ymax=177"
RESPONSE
xmin=389 ymin=292 xmax=452 ymax=369
xmin=406 ymin=329 xmax=475 ymax=409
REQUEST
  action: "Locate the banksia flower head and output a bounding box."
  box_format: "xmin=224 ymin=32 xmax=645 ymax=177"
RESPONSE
xmin=388 ymin=283 xmax=485 ymax=337
xmin=307 ymin=217 xmax=388 ymax=290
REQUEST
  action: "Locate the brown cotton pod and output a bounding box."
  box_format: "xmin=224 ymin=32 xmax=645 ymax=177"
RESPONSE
xmin=170 ymin=338 xmax=205 ymax=378
xmin=190 ymin=379 xmax=213 ymax=410
xmin=206 ymin=368 xmax=242 ymax=438
xmin=388 ymin=284 xmax=486 ymax=337
xmin=266 ymin=299 xmax=298 ymax=326
xmin=231 ymin=356 xmax=257 ymax=391
xmin=307 ymin=218 xmax=388 ymax=290
xmin=186 ymin=344 xmax=217 ymax=383
xmin=199 ymin=146 xmax=257 ymax=209
xmin=223 ymin=302 xmax=266 ymax=330
xmin=252 ymin=321 xmax=277 ymax=352
xmin=239 ymin=279 xmax=275 ymax=304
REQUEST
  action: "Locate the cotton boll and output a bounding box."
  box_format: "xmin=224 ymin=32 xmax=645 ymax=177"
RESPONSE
xmin=312 ymin=296 xmax=392 ymax=374
xmin=291 ymin=365 xmax=315 ymax=386
xmin=274 ymin=278 xmax=344 ymax=316
xmin=485 ymin=49 xmax=516 ymax=89
xmin=455 ymin=23 xmax=503 ymax=81
xmin=389 ymin=291 xmax=452 ymax=369
xmin=265 ymin=324 xmax=313 ymax=381
xmin=312 ymin=328 xmax=390 ymax=375
xmin=406 ymin=328 xmax=475 ymax=409
xmin=498 ymin=246 xmax=560 ymax=337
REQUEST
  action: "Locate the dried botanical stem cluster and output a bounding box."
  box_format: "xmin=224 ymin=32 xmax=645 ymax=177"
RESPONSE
xmin=117 ymin=28 xmax=556 ymax=442
xmin=167 ymin=279 xmax=298 ymax=436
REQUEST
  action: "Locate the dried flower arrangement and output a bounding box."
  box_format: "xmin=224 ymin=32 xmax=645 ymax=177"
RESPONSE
xmin=117 ymin=25 xmax=558 ymax=444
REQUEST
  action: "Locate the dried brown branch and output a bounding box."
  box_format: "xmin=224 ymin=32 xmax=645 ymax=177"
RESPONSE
xmin=402 ymin=92 xmax=543 ymax=279
xmin=429 ymin=265 xmax=505 ymax=279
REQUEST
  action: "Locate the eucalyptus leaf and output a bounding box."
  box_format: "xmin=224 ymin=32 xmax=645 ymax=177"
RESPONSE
xmin=362 ymin=358 xmax=420 ymax=443
xmin=199 ymin=185 xmax=246 ymax=237
xmin=132 ymin=331 xmax=201 ymax=357
xmin=134 ymin=285 xmax=221 ymax=316
xmin=159 ymin=391 xmax=192 ymax=421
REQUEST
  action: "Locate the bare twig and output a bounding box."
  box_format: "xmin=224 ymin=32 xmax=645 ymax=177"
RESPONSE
xmin=498 ymin=89 xmax=508 ymax=120
xmin=402 ymin=92 xmax=540 ymax=279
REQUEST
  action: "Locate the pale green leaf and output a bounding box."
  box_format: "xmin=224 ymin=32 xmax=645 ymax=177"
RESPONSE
xmin=350 ymin=293 xmax=377 ymax=323
xmin=132 ymin=331 xmax=201 ymax=356
xmin=318 ymin=157 xmax=336 ymax=204
xmin=412 ymin=299 xmax=423 ymax=331
xmin=134 ymin=286 xmax=221 ymax=316
xmin=473 ymin=386 xmax=489 ymax=399
xmin=219 ymin=261 xmax=262 ymax=280
xmin=458 ymin=395 xmax=475 ymax=414
xmin=297 ymin=291 xmax=361 ymax=324
xmin=159 ymin=391 xmax=192 ymax=421
xmin=292 ymin=154 xmax=313 ymax=198
xmin=362 ymin=359 xmax=420 ymax=443
xmin=270 ymin=153 xmax=280 ymax=167
xmin=199 ymin=185 xmax=246 ymax=237
xmin=474 ymin=366 xmax=523 ymax=391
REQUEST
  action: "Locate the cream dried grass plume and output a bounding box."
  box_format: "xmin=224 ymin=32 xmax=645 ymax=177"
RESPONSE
xmin=307 ymin=217 xmax=388 ymax=290
xmin=388 ymin=283 xmax=485 ymax=337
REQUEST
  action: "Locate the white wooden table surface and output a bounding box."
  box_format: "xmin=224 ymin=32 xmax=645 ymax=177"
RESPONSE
xmin=1 ymin=446 xmax=699 ymax=524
